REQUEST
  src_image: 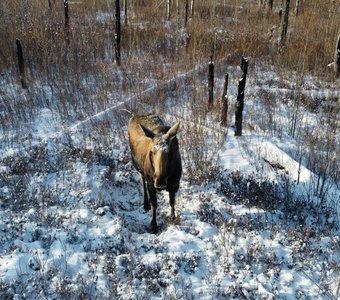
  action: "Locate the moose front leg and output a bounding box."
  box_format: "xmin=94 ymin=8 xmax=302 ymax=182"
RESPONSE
xmin=147 ymin=183 xmax=158 ymax=233
xmin=142 ymin=175 xmax=150 ymax=211
xmin=169 ymin=191 xmax=176 ymax=220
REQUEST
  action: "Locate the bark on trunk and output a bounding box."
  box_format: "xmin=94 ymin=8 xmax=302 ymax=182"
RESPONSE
xmin=235 ymin=57 xmax=248 ymax=136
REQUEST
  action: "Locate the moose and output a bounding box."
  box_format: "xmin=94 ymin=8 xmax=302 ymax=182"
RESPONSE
xmin=128 ymin=114 xmax=182 ymax=233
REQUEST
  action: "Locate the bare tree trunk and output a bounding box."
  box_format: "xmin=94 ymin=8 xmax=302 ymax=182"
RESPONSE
xmin=64 ymin=0 xmax=69 ymax=42
xmin=212 ymin=0 xmax=216 ymax=18
xmin=259 ymin=0 xmax=268 ymax=9
xmin=185 ymin=0 xmax=189 ymax=26
xmin=47 ymin=0 xmax=51 ymax=9
xmin=220 ymin=74 xmax=229 ymax=126
xmin=191 ymin=0 xmax=195 ymax=17
xmin=234 ymin=0 xmax=239 ymax=20
xmin=335 ymin=34 xmax=340 ymax=78
xmin=167 ymin=0 xmax=171 ymax=20
xmin=235 ymin=57 xmax=248 ymax=136
xmin=279 ymin=0 xmax=284 ymax=18
xmin=295 ymin=0 xmax=303 ymax=16
xmin=297 ymin=154 xmax=302 ymax=184
xmin=16 ymin=39 xmax=27 ymax=89
xmin=259 ymin=0 xmax=274 ymax=10
xmin=290 ymin=91 xmax=301 ymax=137
xmin=124 ymin=0 xmax=128 ymax=25
xmin=259 ymin=0 xmax=273 ymax=9
xmin=268 ymin=0 xmax=274 ymax=10
xmin=279 ymin=0 xmax=290 ymax=48
xmin=64 ymin=0 xmax=69 ymax=28
xmin=115 ymin=0 xmax=121 ymax=66
xmin=208 ymin=56 xmax=214 ymax=111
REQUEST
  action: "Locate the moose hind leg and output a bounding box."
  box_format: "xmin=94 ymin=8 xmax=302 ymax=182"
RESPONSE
xmin=142 ymin=176 xmax=150 ymax=211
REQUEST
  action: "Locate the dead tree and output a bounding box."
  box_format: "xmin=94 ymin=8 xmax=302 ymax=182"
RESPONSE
xmin=64 ymin=0 xmax=70 ymax=43
xmin=280 ymin=0 xmax=284 ymax=10
xmin=279 ymin=0 xmax=284 ymax=19
xmin=220 ymin=74 xmax=229 ymax=126
xmin=335 ymin=34 xmax=340 ymax=78
xmin=208 ymin=56 xmax=214 ymax=111
xmin=185 ymin=0 xmax=189 ymax=26
xmin=279 ymin=0 xmax=290 ymax=48
xmin=268 ymin=0 xmax=274 ymax=10
xmin=259 ymin=0 xmax=273 ymax=11
xmin=16 ymin=39 xmax=27 ymax=89
xmin=64 ymin=0 xmax=69 ymax=28
xmin=167 ymin=0 xmax=171 ymax=20
xmin=235 ymin=57 xmax=248 ymax=136
xmin=47 ymin=0 xmax=51 ymax=9
xmin=115 ymin=0 xmax=121 ymax=65
xmin=295 ymin=0 xmax=303 ymax=16
xmin=124 ymin=0 xmax=128 ymax=25
xmin=191 ymin=0 xmax=195 ymax=17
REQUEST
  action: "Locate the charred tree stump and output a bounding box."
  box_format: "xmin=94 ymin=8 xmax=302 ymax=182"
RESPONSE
xmin=235 ymin=57 xmax=248 ymax=136
xmin=220 ymin=74 xmax=229 ymax=127
xmin=115 ymin=0 xmax=121 ymax=65
xmin=279 ymin=0 xmax=290 ymax=49
xmin=279 ymin=8 xmax=283 ymax=19
xmin=279 ymin=0 xmax=283 ymax=18
xmin=208 ymin=56 xmax=214 ymax=111
xmin=16 ymin=39 xmax=27 ymax=89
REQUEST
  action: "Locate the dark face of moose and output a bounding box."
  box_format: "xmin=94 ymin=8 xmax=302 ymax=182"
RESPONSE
xmin=150 ymin=137 xmax=169 ymax=189
xmin=140 ymin=122 xmax=180 ymax=190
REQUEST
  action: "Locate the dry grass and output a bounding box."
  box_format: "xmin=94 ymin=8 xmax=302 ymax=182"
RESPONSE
xmin=1 ymin=1 xmax=338 ymax=84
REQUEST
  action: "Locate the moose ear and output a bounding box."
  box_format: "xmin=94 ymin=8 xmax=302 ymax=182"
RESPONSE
xmin=140 ymin=124 xmax=155 ymax=139
xmin=165 ymin=122 xmax=180 ymax=140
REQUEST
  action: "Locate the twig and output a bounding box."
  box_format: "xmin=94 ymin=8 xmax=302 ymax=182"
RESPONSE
xmin=299 ymin=268 xmax=336 ymax=300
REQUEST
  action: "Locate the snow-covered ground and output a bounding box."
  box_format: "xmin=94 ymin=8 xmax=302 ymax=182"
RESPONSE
xmin=0 ymin=64 xmax=339 ymax=299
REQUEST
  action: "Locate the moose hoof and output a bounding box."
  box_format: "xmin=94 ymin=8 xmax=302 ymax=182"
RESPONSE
xmin=171 ymin=209 xmax=176 ymax=220
xmin=144 ymin=202 xmax=151 ymax=212
xmin=151 ymin=222 xmax=158 ymax=234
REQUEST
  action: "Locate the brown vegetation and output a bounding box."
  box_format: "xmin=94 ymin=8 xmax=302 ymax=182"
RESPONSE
xmin=1 ymin=1 xmax=338 ymax=82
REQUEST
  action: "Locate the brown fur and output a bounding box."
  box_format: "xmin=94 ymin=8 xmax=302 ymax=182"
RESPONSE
xmin=128 ymin=114 xmax=182 ymax=233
